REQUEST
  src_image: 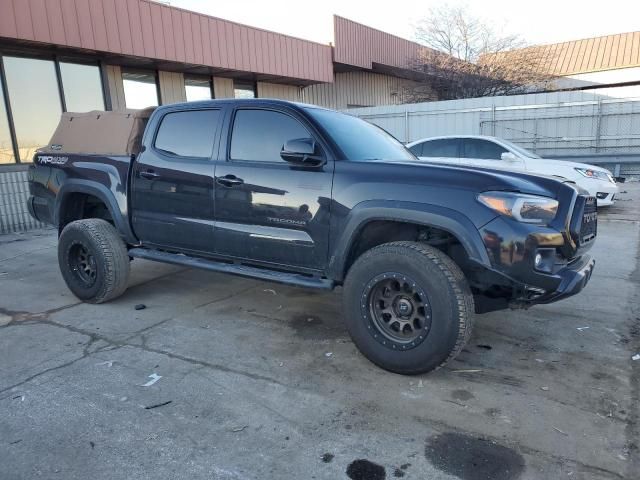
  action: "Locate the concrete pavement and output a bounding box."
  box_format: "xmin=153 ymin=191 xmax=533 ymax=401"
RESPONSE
xmin=1 ymin=183 xmax=639 ymax=480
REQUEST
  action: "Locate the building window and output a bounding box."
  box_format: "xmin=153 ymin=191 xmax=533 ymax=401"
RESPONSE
xmin=234 ymin=81 xmax=256 ymax=99
xmin=0 ymin=79 xmax=15 ymax=164
xmin=3 ymin=56 xmax=62 ymax=163
xmin=185 ymin=76 xmax=213 ymax=102
xmin=59 ymin=62 xmax=105 ymax=112
xmin=122 ymin=70 xmax=159 ymax=109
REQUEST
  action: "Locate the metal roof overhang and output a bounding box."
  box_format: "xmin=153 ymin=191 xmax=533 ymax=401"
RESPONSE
xmin=0 ymin=0 xmax=333 ymax=86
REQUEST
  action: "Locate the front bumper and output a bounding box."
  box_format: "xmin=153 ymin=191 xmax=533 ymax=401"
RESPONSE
xmin=475 ymin=194 xmax=596 ymax=309
xmin=575 ymin=178 xmax=618 ymax=206
xmin=516 ymin=255 xmax=595 ymax=306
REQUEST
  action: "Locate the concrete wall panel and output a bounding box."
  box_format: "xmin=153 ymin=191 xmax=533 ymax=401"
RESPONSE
xmin=158 ymin=71 xmax=186 ymax=105
xmin=105 ymin=65 xmax=126 ymax=111
xmin=257 ymin=83 xmax=301 ymax=102
xmin=213 ymin=77 xmax=234 ymax=99
xmin=302 ymin=71 xmax=419 ymax=110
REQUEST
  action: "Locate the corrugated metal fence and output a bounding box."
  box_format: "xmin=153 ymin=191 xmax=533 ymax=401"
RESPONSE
xmin=348 ymin=90 xmax=640 ymax=177
xmin=0 ymin=170 xmax=46 ymax=234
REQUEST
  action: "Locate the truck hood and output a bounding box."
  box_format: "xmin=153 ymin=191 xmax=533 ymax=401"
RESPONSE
xmin=376 ymin=159 xmax=572 ymax=199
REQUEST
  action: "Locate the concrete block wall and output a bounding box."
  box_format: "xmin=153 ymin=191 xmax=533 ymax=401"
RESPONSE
xmin=0 ymin=169 xmax=46 ymax=234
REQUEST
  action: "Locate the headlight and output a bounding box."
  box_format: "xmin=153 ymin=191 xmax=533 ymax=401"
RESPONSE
xmin=575 ymin=168 xmax=613 ymax=182
xmin=478 ymin=191 xmax=559 ymax=224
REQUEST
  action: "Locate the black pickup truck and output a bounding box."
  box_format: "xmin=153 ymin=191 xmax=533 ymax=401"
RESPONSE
xmin=27 ymin=99 xmax=596 ymax=374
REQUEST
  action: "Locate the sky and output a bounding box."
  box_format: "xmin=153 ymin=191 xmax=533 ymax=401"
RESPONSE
xmin=169 ymin=0 xmax=639 ymax=47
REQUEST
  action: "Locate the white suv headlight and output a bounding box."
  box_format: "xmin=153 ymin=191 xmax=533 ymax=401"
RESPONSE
xmin=575 ymin=168 xmax=614 ymax=183
xmin=478 ymin=191 xmax=559 ymax=224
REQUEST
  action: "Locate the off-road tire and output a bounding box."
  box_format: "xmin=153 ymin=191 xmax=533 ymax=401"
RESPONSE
xmin=343 ymin=241 xmax=474 ymax=374
xmin=58 ymin=219 xmax=130 ymax=304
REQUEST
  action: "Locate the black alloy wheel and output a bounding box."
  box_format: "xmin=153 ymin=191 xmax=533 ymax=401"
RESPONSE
xmin=364 ymin=273 xmax=433 ymax=350
xmin=69 ymin=242 xmax=98 ymax=287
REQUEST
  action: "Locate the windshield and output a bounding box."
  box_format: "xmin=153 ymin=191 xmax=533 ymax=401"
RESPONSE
xmin=305 ymin=108 xmax=415 ymax=162
xmin=498 ymin=138 xmax=542 ymax=159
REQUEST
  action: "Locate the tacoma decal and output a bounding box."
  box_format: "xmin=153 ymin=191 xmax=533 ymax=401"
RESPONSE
xmin=267 ymin=217 xmax=306 ymax=226
xmin=38 ymin=155 xmax=69 ymax=165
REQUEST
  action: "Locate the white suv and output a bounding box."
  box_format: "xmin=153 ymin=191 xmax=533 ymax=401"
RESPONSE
xmin=406 ymin=135 xmax=619 ymax=206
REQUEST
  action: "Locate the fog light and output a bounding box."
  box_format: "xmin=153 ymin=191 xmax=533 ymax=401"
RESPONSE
xmin=534 ymin=253 xmax=543 ymax=268
xmin=533 ymin=249 xmax=555 ymax=273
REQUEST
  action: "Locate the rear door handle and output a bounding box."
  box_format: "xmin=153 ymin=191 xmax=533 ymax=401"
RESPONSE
xmin=140 ymin=170 xmax=160 ymax=180
xmin=216 ymin=175 xmax=244 ymax=187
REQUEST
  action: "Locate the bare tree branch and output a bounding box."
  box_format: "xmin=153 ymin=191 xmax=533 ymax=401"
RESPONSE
xmin=408 ymin=4 xmax=555 ymax=101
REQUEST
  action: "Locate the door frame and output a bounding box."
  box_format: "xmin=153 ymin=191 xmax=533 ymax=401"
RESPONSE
xmin=131 ymin=104 xmax=226 ymax=254
xmin=211 ymin=103 xmax=336 ymax=273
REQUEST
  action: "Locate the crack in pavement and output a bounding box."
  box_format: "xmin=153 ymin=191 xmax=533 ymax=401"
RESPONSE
xmin=120 ymin=284 xmax=260 ymax=344
xmin=1 ymin=284 xmax=287 ymax=397
xmin=2 ymin=224 xmax=637 ymax=478
xmin=0 ymin=245 xmax=56 ymax=263
xmin=2 ymin=304 xmax=631 ymax=479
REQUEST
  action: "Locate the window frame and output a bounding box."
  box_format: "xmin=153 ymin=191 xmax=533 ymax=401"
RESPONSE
xmin=0 ymin=50 xmax=107 ymax=165
xmin=2 ymin=55 xmax=64 ymax=165
xmin=151 ymin=107 xmax=222 ymax=161
xmin=226 ymin=107 xmax=322 ymax=165
xmin=419 ymin=138 xmax=462 ymax=159
xmin=184 ymin=75 xmax=214 ymax=102
xmin=58 ymin=60 xmax=106 ymax=113
xmin=233 ymin=80 xmax=257 ymax=99
xmin=121 ymin=68 xmax=160 ymax=110
xmin=0 ymin=56 xmax=19 ymax=164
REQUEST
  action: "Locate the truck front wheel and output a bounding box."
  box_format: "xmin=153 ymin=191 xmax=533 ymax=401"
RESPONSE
xmin=343 ymin=241 xmax=474 ymax=375
xmin=58 ymin=219 xmax=130 ymax=304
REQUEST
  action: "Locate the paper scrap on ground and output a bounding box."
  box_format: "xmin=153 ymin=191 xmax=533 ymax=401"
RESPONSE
xmin=141 ymin=373 xmax=162 ymax=387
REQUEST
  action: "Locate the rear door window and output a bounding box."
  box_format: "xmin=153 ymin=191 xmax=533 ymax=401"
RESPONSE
xmin=420 ymin=139 xmax=461 ymax=158
xmin=154 ymin=109 xmax=220 ymax=158
xmin=462 ymin=139 xmax=508 ymax=160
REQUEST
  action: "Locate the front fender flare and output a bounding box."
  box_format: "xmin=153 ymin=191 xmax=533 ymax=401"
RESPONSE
xmin=327 ymin=200 xmax=491 ymax=281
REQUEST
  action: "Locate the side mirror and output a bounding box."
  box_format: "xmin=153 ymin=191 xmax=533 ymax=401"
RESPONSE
xmin=501 ymin=152 xmax=518 ymax=162
xmin=280 ymin=138 xmax=325 ymax=167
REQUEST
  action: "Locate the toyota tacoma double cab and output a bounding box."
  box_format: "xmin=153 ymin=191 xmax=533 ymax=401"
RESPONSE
xmin=27 ymin=99 xmax=597 ymax=374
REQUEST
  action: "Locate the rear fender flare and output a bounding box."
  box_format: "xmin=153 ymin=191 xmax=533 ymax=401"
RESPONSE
xmin=55 ymin=179 xmax=137 ymax=244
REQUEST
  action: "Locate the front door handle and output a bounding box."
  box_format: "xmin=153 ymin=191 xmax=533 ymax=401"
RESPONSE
xmin=216 ymin=175 xmax=244 ymax=187
xmin=140 ymin=170 xmax=160 ymax=180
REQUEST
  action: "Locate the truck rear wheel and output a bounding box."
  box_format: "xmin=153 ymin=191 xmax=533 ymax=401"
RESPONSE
xmin=343 ymin=241 xmax=474 ymax=375
xmin=58 ymin=219 xmax=130 ymax=304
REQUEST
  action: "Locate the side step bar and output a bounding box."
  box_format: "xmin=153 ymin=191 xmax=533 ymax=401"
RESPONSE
xmin=128 ymin=248 xmax=335 ymax=290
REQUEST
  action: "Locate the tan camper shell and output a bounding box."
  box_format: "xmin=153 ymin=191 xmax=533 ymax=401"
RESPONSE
xmin=40 ymin=107 xmax=156 ymax=157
